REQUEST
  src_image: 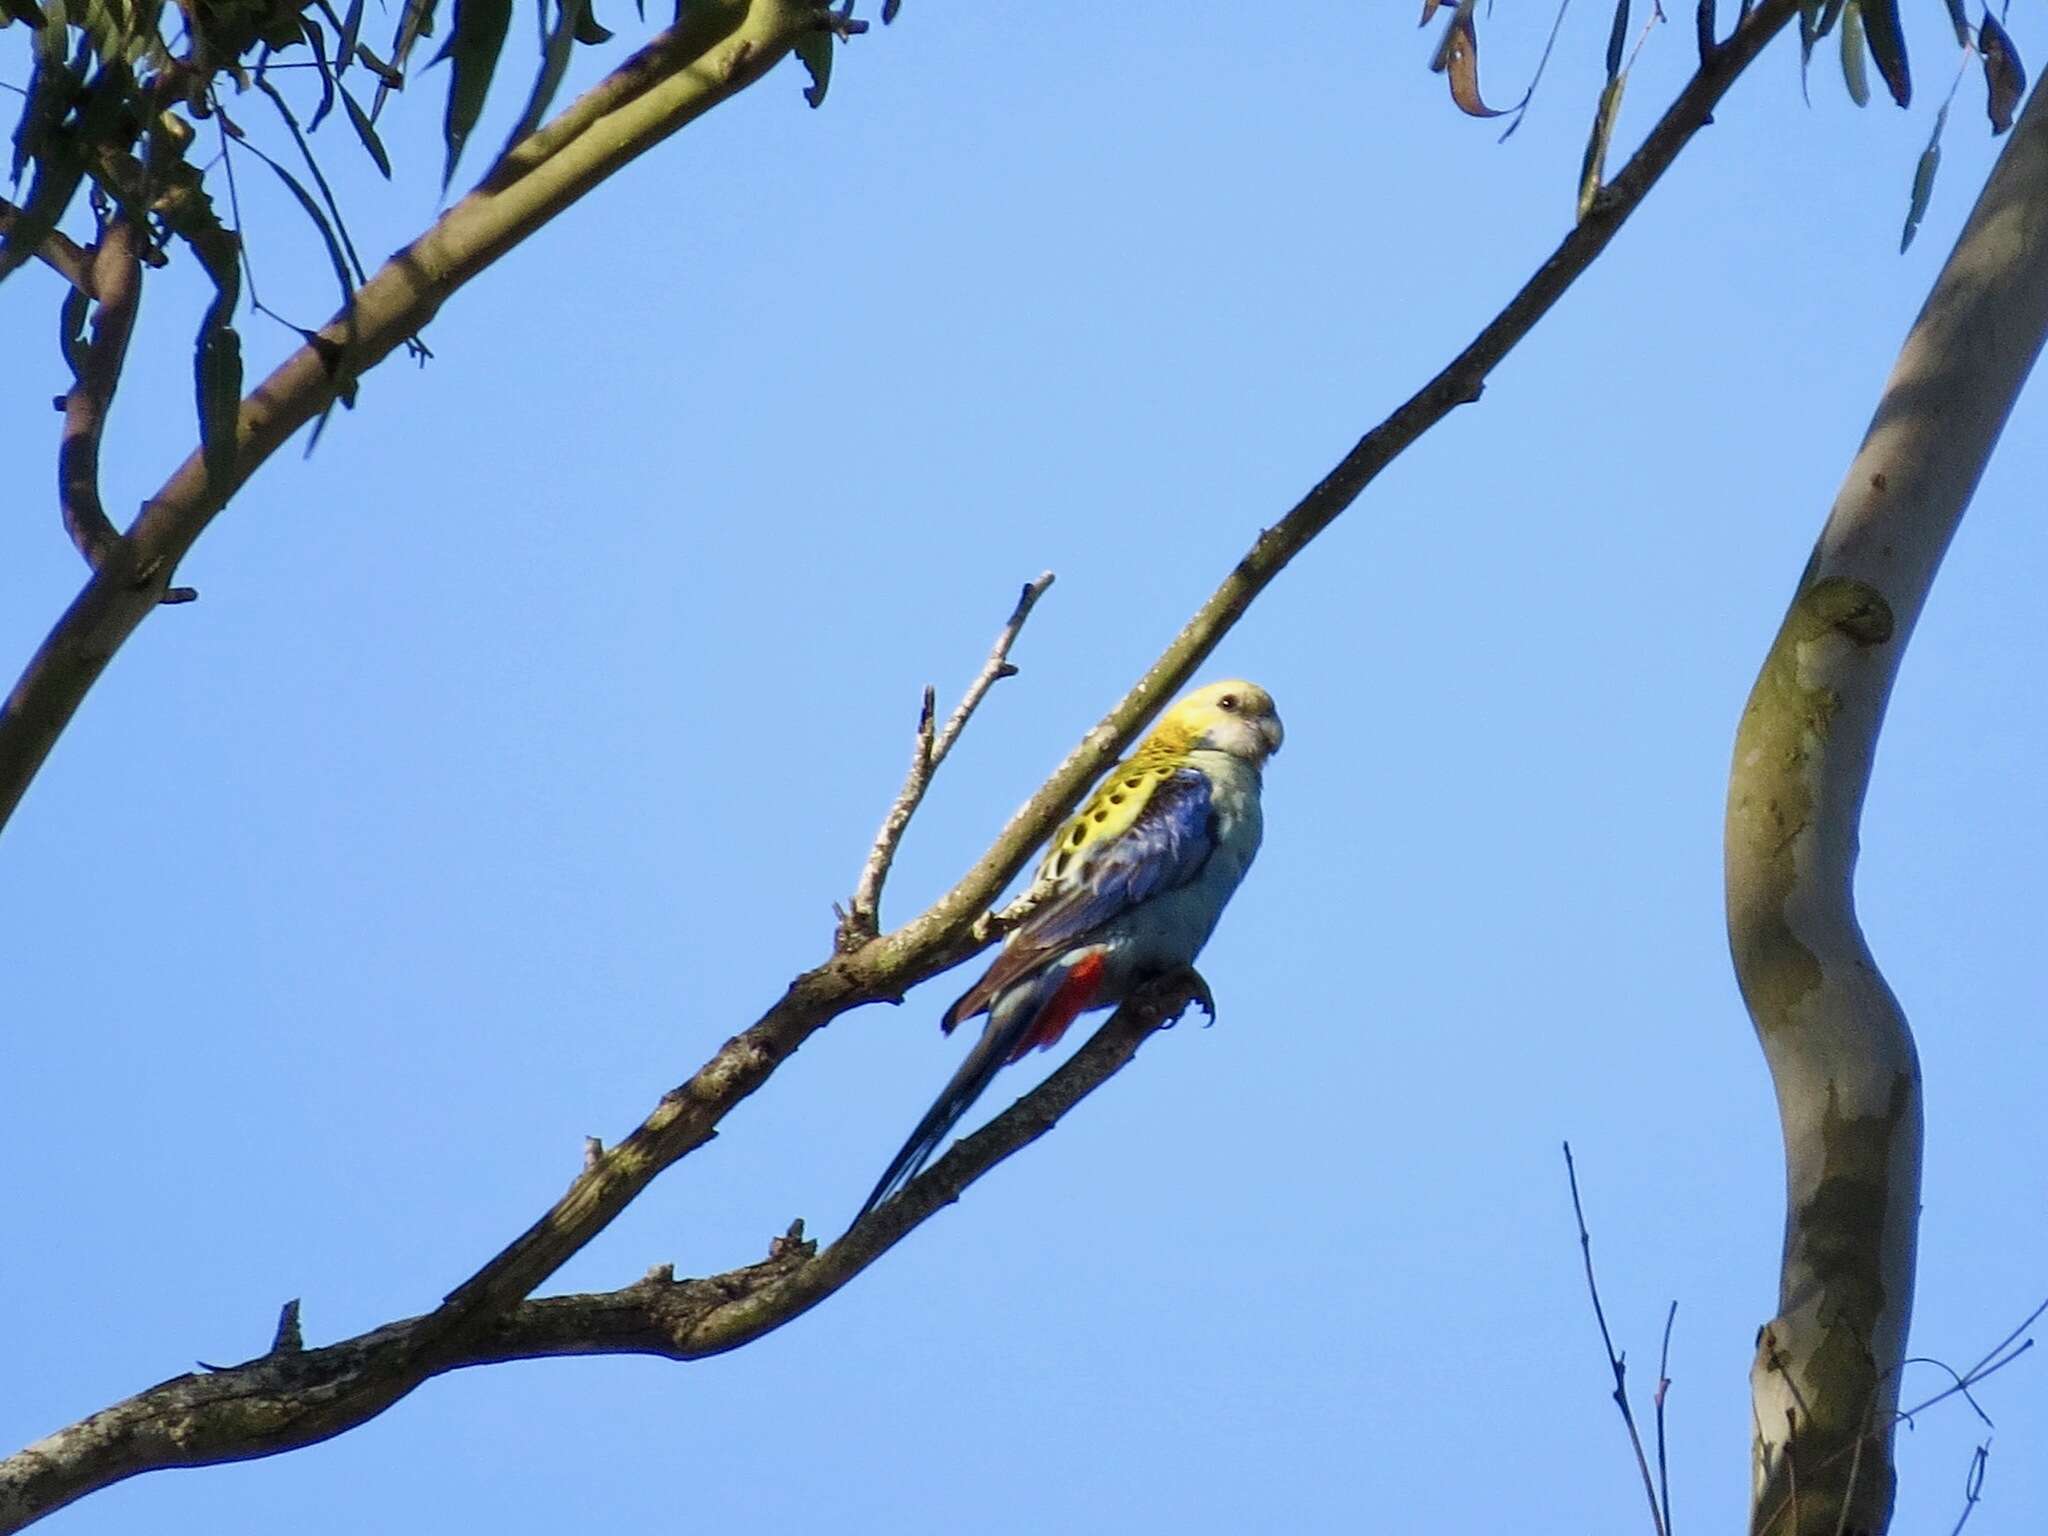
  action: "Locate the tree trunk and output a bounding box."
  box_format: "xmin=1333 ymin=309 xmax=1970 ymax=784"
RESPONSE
xmin=1727 ymin=77 xmax=2048 ymax=1536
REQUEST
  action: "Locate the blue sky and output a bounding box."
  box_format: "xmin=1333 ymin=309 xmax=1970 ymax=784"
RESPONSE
xmin=4 ymin=2 xmax=2045 ymax=1531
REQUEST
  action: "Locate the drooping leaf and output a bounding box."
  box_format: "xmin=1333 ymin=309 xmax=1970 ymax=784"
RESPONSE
xmin=1980 ymin=9 xmax=2025 ymax=134
xmin=1604 ymin=0 xmax=1629 ymax=79
xmin=197 ymin=308 xmax=243 ymax=489
xmin=301 ymin=17 xmax=340 ymax=129
xmin=336 ymin=0 xmax=365 ymax=68
xmin=1577 ymin=74 xmax=1626 ymax=220
xmin=252 ymin=76 xmax=369 ymax=286
xmin=1419 ymin=0 xmax=1445 ymax=23
xmin=1814 ymin=0 xmax=1849 ymax=41
xmin=1797 ymin=0 xmax=1821 ymax=99
xmin=59 ymin=284 xmax=91 ymax=378
xmin=881 ymin=0 xmax=898 ymax=21
xmin=254 ymin=151 xmax=354 ymax=297
xmin=188 ymin=219 xmax=244 ymax=495
xmin=572 ymin=0 xmax=608 ymax=42
xmin=1839 ymin=0 xmax=1869 ymax=107
xmin=1901 ymin=102 xmax=1946 ymax=252
xmin=339 ymin=82 xmax=392 ymax=174
xmin=1432 ymin=0 xmax=1506 ymax=118
xmin=496 ymin=0 xmax=580 ymax=159
xmin=436 ymin=0 xmax=513 ymax=187
xmin=1940 ymin=0 xmax=1968 ymax=44
xmin=795 ymin=25 xmax=831 ymax=108
xmin=1857 ymin=0 xmax=1910 ymax=106
xmin=1 ymin=49 xmax=106 ymax=288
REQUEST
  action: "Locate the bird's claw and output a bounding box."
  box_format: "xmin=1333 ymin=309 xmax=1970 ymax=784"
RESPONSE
xmin=1150 ymin=965 xmax=1216 ymax=1030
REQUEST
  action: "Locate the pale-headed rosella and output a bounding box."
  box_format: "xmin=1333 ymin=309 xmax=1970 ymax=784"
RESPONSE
xmin=857 ymin=679 xmax=1284 ymax=1218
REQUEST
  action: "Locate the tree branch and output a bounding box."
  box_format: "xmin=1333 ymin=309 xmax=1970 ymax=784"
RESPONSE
xmin=0 ymin=197 xmax=97 ymax=297
xmin=57 ymin=213 xmax=145 ymax=569
xmin=841 ymin=570 xmax=1056 ymax=944
xmin=0 ymin=0 xmax=834 ymax=837
xmin=0 ymin=0 xmax=1804 ymax=1519
xmin=0 ymin=971 xmax=1194 ymax=1531
xmin=1727 ymin=74 xmax=2048 ymax=1536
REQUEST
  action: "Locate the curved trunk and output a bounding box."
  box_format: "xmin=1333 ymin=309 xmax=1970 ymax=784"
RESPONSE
xmin=1727 ymin=78 xmax=2048 ymax=1536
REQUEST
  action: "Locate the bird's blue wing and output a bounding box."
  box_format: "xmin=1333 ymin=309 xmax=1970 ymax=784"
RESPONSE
xmin=1015 ymin=767 xmax=1218 ymax=948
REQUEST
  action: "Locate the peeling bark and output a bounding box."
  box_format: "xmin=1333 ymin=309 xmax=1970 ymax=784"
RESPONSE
xmin=1727 ymin=77 xmax=2048 ymax=1536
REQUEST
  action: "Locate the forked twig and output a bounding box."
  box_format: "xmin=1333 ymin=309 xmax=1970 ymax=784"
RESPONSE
xmin=840 ymin=571 xmax=1055 ymax=943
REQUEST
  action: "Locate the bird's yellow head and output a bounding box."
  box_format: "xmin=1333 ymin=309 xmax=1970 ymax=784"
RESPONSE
xmin=1146 ymin=679 xmax=1284 ymax=764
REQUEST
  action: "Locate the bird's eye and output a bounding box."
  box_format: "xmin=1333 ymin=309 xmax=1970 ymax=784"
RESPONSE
xmin=1218 ymin=694 xmax=1239 ymax=712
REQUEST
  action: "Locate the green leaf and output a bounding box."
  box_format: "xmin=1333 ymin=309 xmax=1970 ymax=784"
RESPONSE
xmin=1603 ymin=0 xmax=1629 ymax=80
xmin=1901 ymin=103 xmax=1946 ymax=252
xmin=1839 ymin=0 xmax=1869 ymax=107
xmin=795 ymin=25 xmax=831 ymax=108
xmin=1857 ymin=0 xmax=1910 ymax=107
xmin=59 ymin=284 xmax=90 ymax=377
xmin=497 ymin=0 xmax=579 ymax=161
xmin=336 ymin=0 xmax=365 ymax=67
xmin=1979 ymin=9 xmax=2025 ymax=135
xmin=196 ymin=308 xmax=244 ymax=493
xmin=437 ymin=0 xmax=513 ymax=187
xmin=339 ymin=81 xmax=392 ymax=175
xmin=354 ymin=43 xmax=406 ymax=87
xmin=251 ymin=76 xmax=369 ymax=287
xmin=1577 ymin=74 xmax=1625 ymax=222
xmin=572 ymin=0 xmax=608 ymax=43
xmin=301 ymin=16 xmax=340 ymax=129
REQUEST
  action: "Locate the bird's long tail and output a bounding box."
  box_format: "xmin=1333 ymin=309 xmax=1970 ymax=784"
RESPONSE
xmin=854 ymin=952 xmax=1105 ymax=1221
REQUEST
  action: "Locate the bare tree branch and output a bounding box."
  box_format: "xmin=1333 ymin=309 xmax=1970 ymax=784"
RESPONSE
xmin=57 ymin=212 xmax=144 ymax=569
xmin=0 ymin=197 xmax=97 ymax=297
xmin=841 ymin=570 xmax=1056 ymax=944
xmin=1727 ymin=74 xmax=2048 ymax=1536
xmin=0 ymin=0 xmax=1806 ymax=1521
xmin=0 ymin=970 xmax=1196 ymax=1531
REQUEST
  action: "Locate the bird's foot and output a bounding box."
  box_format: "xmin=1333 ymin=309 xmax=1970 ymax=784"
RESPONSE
xmin=1147 ymin=964 xmax=1216 ymax=1030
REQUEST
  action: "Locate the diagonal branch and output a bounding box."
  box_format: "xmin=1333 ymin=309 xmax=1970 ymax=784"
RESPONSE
xmin=0 ymin=0 xmax=836 ymax=839
xmin=57 ymin=212 xmax=145 ymax=569
xmin=841 ymin=570 xmax=1056 ymax=944
xmin=0 ymin=197 xmax=97 ymax=296
xmin=1728 ymin=72 xmax=2048 ymax=1536
xmin=1 ymin=0 xmax=1802 ymax=1520
xmin=0 ymin=971 xmax=1194 ymax=1531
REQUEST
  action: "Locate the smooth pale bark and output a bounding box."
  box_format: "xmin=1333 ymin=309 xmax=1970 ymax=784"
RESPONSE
xmin=1727 ymin=78 xmax=2048 ymax=1536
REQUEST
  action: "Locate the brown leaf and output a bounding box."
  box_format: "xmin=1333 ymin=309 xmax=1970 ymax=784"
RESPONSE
xmin=1432 ymin=0 xmax=1506 ymax=118
xmin=1980 ymin=9 xmax=2026 ymax=135
xmin=1419 ymin=0 xmax=1444 ymax=24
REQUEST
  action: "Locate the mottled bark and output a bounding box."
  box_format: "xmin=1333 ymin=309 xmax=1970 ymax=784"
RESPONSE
xmin=1727 ymin=77 xmax=2048 ymax=1536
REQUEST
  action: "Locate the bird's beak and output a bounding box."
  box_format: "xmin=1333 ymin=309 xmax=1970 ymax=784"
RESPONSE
xmin=1261 ymin=714 xmax=1285 ymax=756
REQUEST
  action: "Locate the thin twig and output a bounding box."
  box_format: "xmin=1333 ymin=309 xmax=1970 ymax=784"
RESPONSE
xmin=1654 ymin=1299 xmax=1676 ymax=1535
xmin=1947 ymin=1442 xmax=1989 ymax=1536
xmin=0 ymin=197 xmax=97 ymax=296
xmin=1562 ymin=1142 xmax=1665 ymax=1536
xmin=57 ymin=213 xmax=145 ymax=568
xmin=840 ymin=571 xmax=1055 ymax=944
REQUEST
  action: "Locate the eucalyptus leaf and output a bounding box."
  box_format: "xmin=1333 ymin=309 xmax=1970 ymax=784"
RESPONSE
xmin=1858 ymin=0 xmax=1910 ymax=107
xmin=437 ymin=0 xmax=512 ymax=186
xmin=1979 ymin=9 xmax=2024 ymax=134
xmin=1839 ymin=0 xmax=1869 ymax=107
xmin=1901 ymin=103 xmax=1946 ymax=252
xmin=795 ymin=25 xmax=830 ymax=108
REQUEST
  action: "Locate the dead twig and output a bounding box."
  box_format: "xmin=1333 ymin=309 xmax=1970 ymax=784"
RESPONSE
xmin=1562 ymin=1142 xmax=1665 ymax=1536
xmin=839 ymin=571 xmax=1055 ymax=945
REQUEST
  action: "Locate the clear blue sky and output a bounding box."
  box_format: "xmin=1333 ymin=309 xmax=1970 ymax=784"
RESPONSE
xmin=4 ymin=3 xmax=2044 ymax=1531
